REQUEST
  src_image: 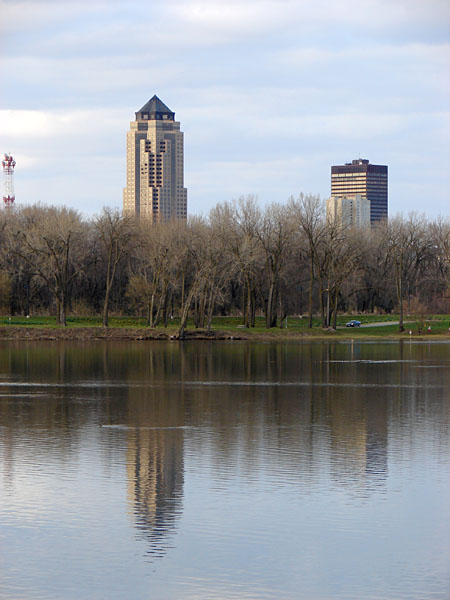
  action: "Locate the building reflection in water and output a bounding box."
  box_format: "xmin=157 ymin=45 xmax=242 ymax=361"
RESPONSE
xmin=125 ymin=375 xmax=185 ymax=559
xmin=325 ymin=388 xmax=388 ymax=491
xmin=309 ymin=342 xmax=388 ymax=491
xmin=3 ymin=338 xmax=447 ymax=560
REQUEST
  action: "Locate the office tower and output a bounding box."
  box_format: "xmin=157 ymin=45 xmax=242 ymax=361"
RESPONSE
xmin=326 ymin=194 xmax=371 ymax=227
xmin=123 ymin=95 xmax=187 ymax=221
xmin=331 ymin=159 xmax=388 ymax=223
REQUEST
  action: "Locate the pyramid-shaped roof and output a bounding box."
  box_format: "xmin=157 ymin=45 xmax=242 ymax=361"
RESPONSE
xmin=136 ymin=95 xmax=175 ymax=121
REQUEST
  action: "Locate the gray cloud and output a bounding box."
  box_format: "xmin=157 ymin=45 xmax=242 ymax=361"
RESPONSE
xmin=0 ymin=0 xmax=448 ymax=217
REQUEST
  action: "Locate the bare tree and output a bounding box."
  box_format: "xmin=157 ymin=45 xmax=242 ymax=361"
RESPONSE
xmin=195 ymin=217 xmax=233 ymax=331
xmin=356 ymin=223 xmax=393 ymax=313
xmin=321 ymin=222 xmax=361 ymax=328
xmin=384 ymin=214 xmax=431 ymax=332
xmin=95 ymin=208 xmax=135 ymax=327
xmin=6 ymin=205 xmax=88 ymax=325
xmin=290 ymin=195 xmax=326 ymax=328
xmin=257 ymin=203 xmax=295 ymax=328
xmin=2 ymin=200 xmax=449 ymax=327
xmin=127 ymin=220 xmax=177 ymax=327
xmin=176 ymin=219 xmax=206 ymax=339
xmin=210 ymin=196 xmax=262 ymax=327
xmin=422 ymin=217 xmax=450 ymax=312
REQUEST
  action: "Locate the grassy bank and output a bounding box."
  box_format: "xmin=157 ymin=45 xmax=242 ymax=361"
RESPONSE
xmin=0 ymin=315 xmax=449 ymax=340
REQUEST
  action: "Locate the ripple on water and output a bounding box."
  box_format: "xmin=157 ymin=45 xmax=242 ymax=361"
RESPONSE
xmin=0 ymin=340 xmax=449 ymax=600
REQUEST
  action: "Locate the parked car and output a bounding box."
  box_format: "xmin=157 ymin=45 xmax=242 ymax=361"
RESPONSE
xmin=346 ymin=320 xmax=361 ymax=327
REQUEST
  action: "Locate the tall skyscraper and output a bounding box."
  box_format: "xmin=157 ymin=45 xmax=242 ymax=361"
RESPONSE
xmin=331 ymin=159 xmax=388 ymax=223
xmin=123 ymin=95 xmax=187 ymax=221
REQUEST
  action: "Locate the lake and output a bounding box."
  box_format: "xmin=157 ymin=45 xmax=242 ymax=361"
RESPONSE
xmin=0 ymin=340 xmax=449 ymax=600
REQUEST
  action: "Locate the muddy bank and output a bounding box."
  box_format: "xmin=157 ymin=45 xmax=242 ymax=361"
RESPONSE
xmin=0 ymin=326 xmax=447 ymax=342
xmin=0 ymin=326 xmax=245 ymax=341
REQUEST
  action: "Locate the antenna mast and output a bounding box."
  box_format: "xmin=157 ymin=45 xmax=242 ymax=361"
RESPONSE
xmin=2 ymin=153 xmax=16 ymax=207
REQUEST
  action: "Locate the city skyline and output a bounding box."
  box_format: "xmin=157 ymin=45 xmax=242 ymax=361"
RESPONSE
xmin=0 ymin=0 xmax=449 ymax=218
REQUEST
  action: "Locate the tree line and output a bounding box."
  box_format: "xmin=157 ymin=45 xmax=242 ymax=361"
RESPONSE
xmin=0 ymin=195 xmax=448 ymax=335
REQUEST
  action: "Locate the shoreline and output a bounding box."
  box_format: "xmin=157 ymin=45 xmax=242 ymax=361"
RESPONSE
xmin=0 ymin=326 xmax=448 ymax=342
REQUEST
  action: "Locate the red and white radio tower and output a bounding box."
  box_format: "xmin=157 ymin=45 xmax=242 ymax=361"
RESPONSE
xmin=2 ymin=153 xmax=16 ymax=207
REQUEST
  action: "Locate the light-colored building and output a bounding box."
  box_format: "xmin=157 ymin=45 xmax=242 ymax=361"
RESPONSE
xmin=123 ymin=95 xmax=187 ymax=222
xmin=326 ymin=194 xmax=371 ymax=227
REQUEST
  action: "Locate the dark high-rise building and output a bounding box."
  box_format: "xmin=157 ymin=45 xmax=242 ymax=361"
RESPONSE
xmin=331 ymin=159 xmax=388 ymax=223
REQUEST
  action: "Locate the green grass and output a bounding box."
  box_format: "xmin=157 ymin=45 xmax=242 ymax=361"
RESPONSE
xmin=0 ymin=315 xmax=165 ymax=328
xmin=0 ymin=314 xmax=448 ymax=337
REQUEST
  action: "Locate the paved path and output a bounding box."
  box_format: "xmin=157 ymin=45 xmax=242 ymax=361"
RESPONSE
xmin=361 ymin=321 xmax=403 ymax=328
xmin=337 ymin=321 xmax=410 ymax=329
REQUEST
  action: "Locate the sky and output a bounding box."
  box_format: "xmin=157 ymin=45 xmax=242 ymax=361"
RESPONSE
xmin=0 ymin=0 xmax=449 ymax=218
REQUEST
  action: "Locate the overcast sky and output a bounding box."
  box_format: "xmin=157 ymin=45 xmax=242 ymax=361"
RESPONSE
xmin=0 ymin=0 xmax=449 ymax=218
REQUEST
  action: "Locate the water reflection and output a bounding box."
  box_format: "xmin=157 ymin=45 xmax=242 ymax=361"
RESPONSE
xmin=0 ymin=340 xmax=449 ymax=600
xmin=125 ymin=388 xmax=184 ymax=558
xmin=0 ymin=340 xmax=448 ymax=499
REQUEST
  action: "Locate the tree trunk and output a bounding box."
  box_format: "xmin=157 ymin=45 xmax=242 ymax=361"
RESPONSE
xmin=25 ymin=278 xmax=30 ymax=317
xmin=206 ymin=286 xmax=215 ymax=332
xmin=102 ymin=251 xmax=113 ymax=327
xmin=194 ymin=297 xmax=199 ymax=328
xmin=332 ymin=289 xmax=338 ymax=329
xmin=244 ymin=277 xmax=256 ymax=328
xmin=278 ymin=288 xmax=283 ymax=328
xmin=56 ymin=297 xmax=61 ymax=324
xmin=102 ymin=285 xmax=111 ymax=327
xmin=146 ymin=300 xmax=151 ymax=326
xmin=396 ymin=256 xmax=404 ymax=332
xmin=266 ymin=280 xmax=275 ymax=328
xmin=155 ymin=283 xmax=168 ymax=327
xmin=149 ymin=289 xmax=156 ymax=327
xmin=60 ymin=292 xmax=67 ymax=327
xmin=178 ymin=284 xmax=197 ymax=340
xmin=319 ymin=283 xmax=326 ymax=328
xmin=250 ymin=288 xmax=256 ymax=327
xmin=181 ymin=269 xmax=185 ymax=312
xmin=198 ymin=296 xmax=206 ymax=329
xmin=154 ymin=296 xmax=162 ymax=327
xmin=308 ymin=255 xmax=314 ymax=328
xmin=244 ymin=277 xmax=250 ymax=328
xmin=163 ymin=289 xmax=172 ymax=328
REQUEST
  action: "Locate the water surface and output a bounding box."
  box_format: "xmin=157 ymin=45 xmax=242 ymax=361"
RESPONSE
xmin=0 ymin=340 xmax=449 ymax=600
